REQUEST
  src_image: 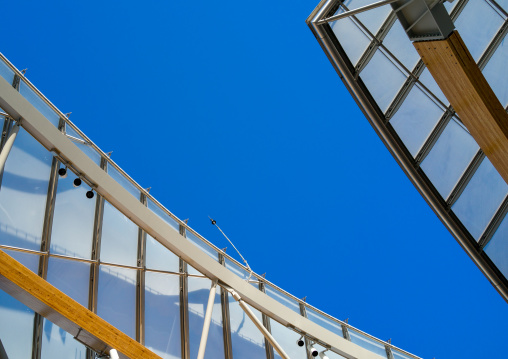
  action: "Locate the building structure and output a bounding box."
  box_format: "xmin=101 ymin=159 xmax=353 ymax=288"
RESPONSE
xmin=0 ymin=54 xmax=419 ymax=359
xmin=307 ymin=0 xmax=508 ymax=301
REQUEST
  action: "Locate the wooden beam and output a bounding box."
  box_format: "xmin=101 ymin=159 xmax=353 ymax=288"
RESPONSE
xmin=0 ymin=249 xmax=161 ymax=359
xmin=414 ymin=31 xmax=508 ymax=184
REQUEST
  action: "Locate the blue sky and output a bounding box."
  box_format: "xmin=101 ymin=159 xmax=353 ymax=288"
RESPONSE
xmin=3 ymin=1 xmax=508 ymax=358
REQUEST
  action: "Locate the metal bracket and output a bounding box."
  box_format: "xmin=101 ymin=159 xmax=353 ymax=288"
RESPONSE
xmin=391 ymin=0 xmax=455 ymax=41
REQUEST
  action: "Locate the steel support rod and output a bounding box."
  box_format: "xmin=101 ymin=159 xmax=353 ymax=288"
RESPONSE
xmin=228 ymin=289 xmax=290 ymax=359
xmin=197 ymin=281 xmax=218 ymax=359
xmin=0 ymin=122 xmax=19 ymax=175
xmin=317 ymin=0 xmax=399 ymax=24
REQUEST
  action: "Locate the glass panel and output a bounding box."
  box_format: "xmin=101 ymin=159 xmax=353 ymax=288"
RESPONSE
xmin=19 ymin=81 xmax=60 ymax=127
xmin=147 ymin=199 xmax=180 ymax=233
xmin=0 ymin=290 xmax=34 ymax=358
xmin=50 ymin=171 xmax=95 ymax=259
xmin=0 ymin=59 xmax=14 ymax=85
xmin=392 ymin=348 xmax=415 ymax=359
xmin=41 ymin=318 xmax=86 ymax=359
xmin=330 ymin=17 xmax=371 ymax=66
xmin=341 ymin=0 xmax=392 ymax=35
xmin=421 ymin=120 xmax=479 ymax=199
xmin=270 ymin=320 xmax=307 ymax=359
xmin=306 ymin=308 xmax=343 ymax=338
xmin=454 ymin=0 xmax=504 ymax=61
xmin=483 ymin=35 xmax=508 ymax=108
xmin=145 ymin=271 xmax=181 ymax=359
xmin=3 ymin=249 xmax=39 ymax=272
xmin=390 ymin=85 xmax=443 ymax=157
xmin=349 ymin=329 xmax=388 ymax=358
xmin=0 ymin=128 xmax=52 ymax=251
xmin=498 ymin=0 xmax=508 ymax=12
xmin=100 ymin=201 xmax=139 ymax=266
xmin=229 ymin=293 xmax=266 ymax=358
xmin=187 ymin=231 xmax=219 ymax=261
xmin=361 ymin=50 xmax=406 ymax=113
xmin=484 ymin=214 xmax=508 ymax=278
xmin=46 ymin=257 xmax=90 ymax=306
xmin=452 ymin=158 xmax=508 ymax=239
xmin=418 ymin=68 xmax=448 ymax=106
xmin=97 ymin=265 xmax=137 ymax=339
xmin=146 ymin=234 xmax=180 ymax=272
xmin=107 ymin=164 xmax=140 ymax=199
xmin=188 ymin=277 xmax=225 ymax=359
xmin=382 ymin=21 xmax=420 ymax=70
xmin=65 ymin=125 xmax=102 ymax=165
xmin=264 ymin=284 xmax=300 ymax=314
xmin=225 ymin=258 xmax=251 ymax=281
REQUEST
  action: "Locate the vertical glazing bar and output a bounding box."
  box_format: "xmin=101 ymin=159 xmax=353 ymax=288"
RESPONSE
xmin=385 ymin=346 xmax=395 ymax=359
xmin=136 ymin=193 xmax=147 ymax=345
xmin=0 ymin=122 xmax=19 ymax=176
xmin=341 ymin=323 xmax=351 ymax=341
xmin=219 ymin=254 xmax=233 ymax=359
xmin=299 ymin=303 xmax=312 ymax=359
xmin=0 ymin=115 xmax=10 ymax=151
xmin=179 ymin=225 xmax=190 ymax=359
xmin=86 ymin=157 xmax=107 ymax=359
xmin=31 ymin=118 xmax=65 ymax=359
xmin=259 ymin=281 xmax=274 ymax=359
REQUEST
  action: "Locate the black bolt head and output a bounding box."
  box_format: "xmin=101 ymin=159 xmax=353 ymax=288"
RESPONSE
xmin=86 ymin=190 xmax=94 ymax=199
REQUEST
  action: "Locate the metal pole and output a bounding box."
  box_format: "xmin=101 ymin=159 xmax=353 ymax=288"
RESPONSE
xmin=0 ymin=122 xmax=19 ymax=175
xmin=317 ymin=0 xmax=400 ymax=24
xmin=228 ymin=289 xmax=290 ymax=359
xmin=197 ymin=281 xmax=218 ymax=359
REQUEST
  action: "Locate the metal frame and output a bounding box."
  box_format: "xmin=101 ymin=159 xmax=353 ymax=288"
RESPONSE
xmin=307 ymin=0 xmax=508 ymax=303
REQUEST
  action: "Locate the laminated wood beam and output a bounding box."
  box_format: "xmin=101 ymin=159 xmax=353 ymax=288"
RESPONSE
xmin=0 ymin=249 xmax=161 ymax=359
xmin=414 ymin=31 xmax=508 ymax=184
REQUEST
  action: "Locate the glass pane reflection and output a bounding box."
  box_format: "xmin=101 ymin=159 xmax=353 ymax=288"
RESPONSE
xmin=483 ymin=36 xmax=508 ymax=107
xmin=306 ymin=308 xmax=343 ymax=338
xmin=349 ymin=329 xmax=388 ymax=358
xmin=107 ymin=164 xmax=140 ymax=199
xmin=264 ymin=285 xmax=300 ymax=314
xmin=484 ymin=214 xmax=508 ymax=279
xmin=46 ymin=257 xmax=90 ymax=306
xmin=188 ymin=277 xmax=225 ymax=359
xmin=41 ymin=318 xmax=86 ymax=359
xmin=330 ymin=17 xmax=371 ymax=66
xmin=97 ymin=265 xmax=137 ymax=339
xmin=146 ymin=234 xmax=180 ymax=272
xmin=361 ymin=50 xmax=406 ymax=113
xmin=0 ymin=290 xmax=34 ymax=359
xmin=19 ymin=81 xmax=60 ymax=127
xmin=145 ymin=271 xmax=181 ymax=359
xmin=51 ymin=174 xmax=95 ymax=259
xmin=0 ymin=128 xmax=52 ymax=251
xmin=100 ymin=201 xmax=139 ymax=266
xmin=390 ymin=85 xmax=443 ymax=157
xmin=229 ymin=293 xmax=266 ymax=359
xmin=147 ymin=199 xmax=180 ymax=233
xmin=0 ymin=59 xmax=14 ymax=85
xmin=382 ymin=21 xmax=420 ymax=70
xmin=454 ymin=0 xmax=504 ymax=61
xmin=421 ymin=120 xmax=478 ymax=199
xmin=270 ymin=320 xmax=307 ymax=359
xmin=341 ymin=0 xmax=391 ymax=35
xmin=65 ymin=125 xmax=102 ymax=165
xmin=452 ymin=158 xmax=508 ymax=240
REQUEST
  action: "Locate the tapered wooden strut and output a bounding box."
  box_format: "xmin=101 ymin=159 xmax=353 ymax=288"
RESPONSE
xmin=414 ymin=31 xmax=508 ymax=185
xmin=0 ymin=249 xmax=161 ymax=359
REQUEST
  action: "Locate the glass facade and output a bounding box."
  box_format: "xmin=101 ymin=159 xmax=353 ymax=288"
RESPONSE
xmin=308 ymin=0 xmax=508 ymax=300
xmin=0 ymin=52 xmax=421 ymax=359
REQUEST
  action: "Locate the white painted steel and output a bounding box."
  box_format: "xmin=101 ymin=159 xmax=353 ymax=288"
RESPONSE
xmin=0 ymin=122 xmax=19 ymax=175
xmin=229 ymin=289 xmax=290 ymax=359
xmin=197 ymin=281 xmax=218 ymax=359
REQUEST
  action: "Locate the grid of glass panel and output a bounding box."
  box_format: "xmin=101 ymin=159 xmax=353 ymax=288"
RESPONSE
xmin=0 ymin=53 xmax=421 ymax=359
xmin=310 ymin=0 xmax=508 ymax=292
